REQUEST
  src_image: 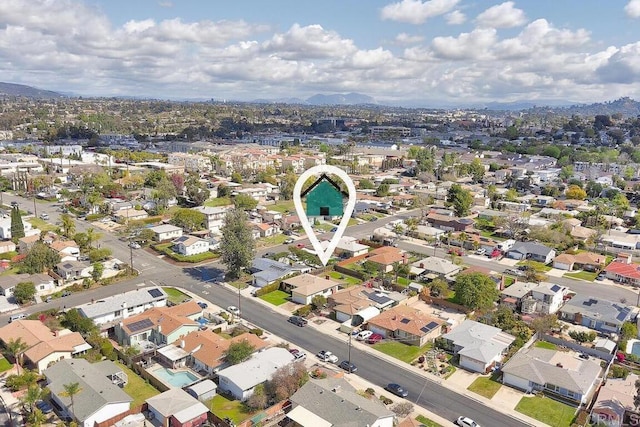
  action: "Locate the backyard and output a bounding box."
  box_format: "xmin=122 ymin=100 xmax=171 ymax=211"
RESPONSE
xmin=115 ymin=361 xmax=160 ymax=407
xmin=267 ymin=200 xmax=295 ymax=213
xmin=259 ymin=290 xmax=290 ymax=306
xmin=257 ymin=234 xmax=288 ymax=248
xmin=204 ymin=197 xmax=232 ymax=207
xmin=515 ymin=395 xmax=576 ymax=427
xmin=0 ymin=356 xmax=13 ymax=373
xmin=534 ymin=341 xmax=558 ymax=350
xmin=207 ymin=394 xmax=258 ymax=424
xmin=373 ymin=341 xmax=433 ymax=364
xmin=328 ymin=271 xmax=362 ymax=286
xmin=467 ymin=374 xmax=502 ymax=399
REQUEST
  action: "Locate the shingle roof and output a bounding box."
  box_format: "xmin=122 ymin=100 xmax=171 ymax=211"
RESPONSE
xmin=367 ymin=305 xmax=443 ymax=337
xmin=502 ymin=347 xmax=601 ymax=394
xmin=560 ymin=294 xmax=632 ymax=325
xmin=217 ymin=347 xmax=294 ymax=392
xmin=442 ymin=319 xmax=515 ymax=364
xmin=78 ymin=286 xmax=167 ymax=320
xmin=509 ymin=242 xmax=554 ymax=257
xmin=284 ymin=274 xmax=339 ymax=296
xmin=146 ymin=388 xmax=208 ymax=421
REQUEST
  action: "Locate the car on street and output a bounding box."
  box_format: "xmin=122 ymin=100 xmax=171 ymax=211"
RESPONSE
xmin=356 ymin=330 xmax=373 ymax=341
xmin=289 ymin=348 xmax=306 ymax=361
xmin=39 ymin=213 xmax=49 ymax=220
xmin=504 ymin=268 xmax=525 ymax=277
xmin=36 ymin=400 xmax=53 ymax=414
xmin=366 ymin=333 xmax=383 ymax=344
xmin=284 ymin=238 xmax=295 ymax=244
xmin=475 ymin=248 xmax=486 ymax=255
xmin=596 ymin=273 xmax=606 ymax=281
xmin=288 ymin=315 xmax=308 ymax=327
xmin=227 ymin=306 xmax=240 ymax=316
xmin=61 ymin=291 xmax=71 ymax=297
xmin=129 ymin=242 xmax=141 ymax=249
xmin=316 ymin=350 xmax=338 ymax=363
xmin=197 ymin=301 xmax=208 ymax=309
xmin=385 ymin=383 xmax=408 ymax=398
xmin=456 ymin=416 xmax=480 ymax=427
xmin=338 ymin=360 xmax=358 ymax=373
xmin=447 ymin=248 xmax=464 ymax=256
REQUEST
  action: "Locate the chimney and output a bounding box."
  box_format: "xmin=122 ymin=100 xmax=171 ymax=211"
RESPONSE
xmin=332 ymin=386 xmax=341 ymax=393
xmin=180 ymin=340 xmax=185 ymax=348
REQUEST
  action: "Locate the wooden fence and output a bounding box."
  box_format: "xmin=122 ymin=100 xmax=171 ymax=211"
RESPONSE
xmin=93 ymin=403 xmax=147 ymax=427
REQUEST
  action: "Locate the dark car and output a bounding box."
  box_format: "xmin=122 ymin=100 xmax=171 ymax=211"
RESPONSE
xmin=338 ymin=360 xmax=358 ymax=373
xmin=197 ymin=301 xmax=208 ymax=309
xmin=36 ymin=400 xmax=53 ymax=414
xmin=385 ymin=383 xmax=408 ymax=398
xmin=61 ymin=291 xmax=71 ymax=297
xmin=366 ymin=333 xmax=383 ymax=344
xmin=288 ymin=316 xmax=308 ymax=327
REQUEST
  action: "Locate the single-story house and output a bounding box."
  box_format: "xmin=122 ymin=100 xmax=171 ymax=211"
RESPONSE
xmin=0 ymin=272 xmax=56 ymax=298
xmin=250 ymin=257 xmax=296 ymax=288
xmin=0 ymin=320 xmax=91 ymax=373
xmin=146 ymin=388 xmax=209 ymax=427
xmin=364 ymin=246 xmax=408 ymax=273
xmin=367 ymin=305 xmax=445 ymax=347
xmin=252 ymin=222 xmax=279 ymax=238
xmin=0 ymin=240 xmax=16 ymax=254
xmin=173 ymin=236 xmax=210 ymax=256
xmin=283 ymin=273 xmax=341 ymax=305
xmin=217 ymin=347 xmax=295 ymax=401
xmin=506 ymin=242 xmax=556 ymax=264
xmin=553 ymin=252 xmax=605 ymax=272
xmin=150 ymin=224 xmax=183 ymax=242
xmin=55 ymin=260 xmax=93 ymax=281
xmin=558 ymin=295 xmax=632 ymax=334
xmin=591 ymin=373 xmax=638 ymax=427
xmin=18 ymin=234 xmax=41 ymax=253
xmin=113 ymin=208 xmax=148 ymax=222
xmin=502 ymin=347 xmax=602 ymax=406
xmin=411 ymin=256 xmax=461 ymax=278
xmin=44 ymin=359 xmax=133 ymax=427
xmin=441 ymin=319 xmax=516 ymax=373
xmin=603 ymin=260 xmax=640 ymax=286
xmin=328 ymin=285 xmax=395 ymax=323
xmin=287 ymin=377 xmax=394 ymax=427
xmin=50 ymin=240 xmax=81 ymax=260
xmin=335 ymin=236 xmax=370 ymax=258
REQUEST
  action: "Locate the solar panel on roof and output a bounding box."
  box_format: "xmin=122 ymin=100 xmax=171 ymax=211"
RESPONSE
xmin=148 ymin=288 xmax=163 ymax=298
xmin=420 ymin=321 xmax=439 ymax=333
xmin=400 ymin=318 xmax=410 ymax=324
xmin=550 ymin=284 xmax=561 ymax=292
xmin=128 ymin=318 xmax=154 ymax=333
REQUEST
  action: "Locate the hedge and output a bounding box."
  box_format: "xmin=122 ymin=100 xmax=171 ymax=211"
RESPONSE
xmin=254 ymin=281 xmax=281 ymax=297
xmin=294 ymin=305 xmax=312 ymax=317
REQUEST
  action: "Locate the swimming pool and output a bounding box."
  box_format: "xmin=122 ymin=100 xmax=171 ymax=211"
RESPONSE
xmin=626 ymin=339 xmax=640 ymax=357
xmin=153 ymin=367 xmax=198 ymax=387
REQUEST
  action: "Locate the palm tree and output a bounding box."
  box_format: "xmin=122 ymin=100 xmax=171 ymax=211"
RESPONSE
xmin=6 ymin=337 xmax=28 ymax=374
xmin=26 ymin=407 xmax=47 ymax=427
xmin=59 ymin=213 xmax=76 ymax=238
xmin=21 ymin=384 xmax=43 ymax=414
xmin=61 ymin=382 xmax=82 ymax=418
xmin=85 ymin=227 xmax=101 ymax=249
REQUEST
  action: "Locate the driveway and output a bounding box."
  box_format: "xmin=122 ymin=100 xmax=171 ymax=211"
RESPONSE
xmin=446 ymin=369 xmax=478 ymax=390
xmin=492 ymin=385 xmax=526 ymax=410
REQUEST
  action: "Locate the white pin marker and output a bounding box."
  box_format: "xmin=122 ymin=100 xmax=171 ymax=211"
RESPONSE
xmin=293 ymin=165 xmax=357 ymax=266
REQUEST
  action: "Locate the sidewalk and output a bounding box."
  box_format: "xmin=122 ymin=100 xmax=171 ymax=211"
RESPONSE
xmin=0 ymin=366 xmax=25 ymax=427
xmin=193 ymin=283 xmax=549 ymax=427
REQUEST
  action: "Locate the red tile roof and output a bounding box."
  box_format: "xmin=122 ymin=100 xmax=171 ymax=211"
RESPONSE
xmin=605 ymin=261 xmax=640 ymax=280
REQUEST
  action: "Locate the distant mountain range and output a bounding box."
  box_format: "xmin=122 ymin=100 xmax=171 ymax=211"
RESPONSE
xmin=0 ymin=82 xmax=64 ymax=98
xmin=253 ymin=92 xmax=377 ymax=106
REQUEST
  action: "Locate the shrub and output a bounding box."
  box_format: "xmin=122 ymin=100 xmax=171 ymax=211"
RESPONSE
xmin=295 ymin=305 xmax=312 ymax=317
xmin=569 ymin=331 xmax=596 ymax=343
xmin=254 ymin=281 xmax=281 ymax=297
xmin=609 ymin=365 xmax=629 ymax=379
xmin=250 ymin=328 xmax=263 ymax=337
xmin=365 ymin=388 xmax=375 ymax=396
xmin=379 ymin=395 xmax=393 ymax=405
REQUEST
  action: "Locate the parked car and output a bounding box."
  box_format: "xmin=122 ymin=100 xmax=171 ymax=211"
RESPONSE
xmin=504 ymin=268 xmax=524 ymax=277
xmin=356 ymin=330 xmax=373 ymax=341
xmin=475 ymin=248 xmax=486 ymax=255
xmin=366 ymin=333 xmax=383 ymax=344
xmin=39 ymin=213 xmax=49 ymax=220
xmin=596 ymin=273 xmax=606 ymax=281
xmin=456 ymin=416 xmax=480 ymax=427
xmin=227 ymin=306 xmax=240 ymax=316
xmin=36 ymin=400 xmax=53 ymax=414
xmin=316 ymin=350 xmax=338 ymax=363
xmin=10 ymin=201 xmax=18 ymax=207
xmin=129 ymin=241 xmax=141 ymax=249
xmin=284 ymin=238 xmax=295 ymax=244
xmin=288 ymin=315 xmax=308 ymax=327
xmin=61 ymin=291 xmax=71 ymax=297
xmin=338 ymin=360 xmax=358 ymax=373
xmin=385 ymin=383 xmax=408 ymax=398
xmin=197 ymin=301 xmax=208 ymax=309
xmin=289 ymin=348 xmax=307 ymax=361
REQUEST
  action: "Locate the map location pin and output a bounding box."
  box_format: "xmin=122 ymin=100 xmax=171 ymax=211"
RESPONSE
xmin=293 ymin=165 xmax=357 ymax=266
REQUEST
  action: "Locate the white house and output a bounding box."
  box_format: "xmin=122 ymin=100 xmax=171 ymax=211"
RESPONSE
xmin=77 ymin=286 xmax=168 ymax=326
xmin=0 ymin=216 xmax=36 ymax=240
xmin=173 ymin=236 xmax=210 ymax=256
xmin=0 ymin=273 xmax=56 ymax=298
xmin=217 ymin=347 xmax=295 ymax=401
xmin=150 ymin=224 xmax=183 ymax=242
xmin=192 ymin=205 xmax=231 ymax=234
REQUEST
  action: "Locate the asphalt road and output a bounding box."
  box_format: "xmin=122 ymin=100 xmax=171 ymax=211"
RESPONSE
xmin=3 ymin=193 xmax=631 ymax=426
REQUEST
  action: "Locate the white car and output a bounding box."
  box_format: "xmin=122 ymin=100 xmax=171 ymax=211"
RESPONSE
xmin=316 ymin=350 xmax=339 ymax=364
xmin=475 ymin=248 xmax=486 ymax=255
xmin=356 ymin=330 xmax=373 ymax=341
xmin=227 ymin=306 xmax=240 ymax=316
xmin=129 ymin=242 xmax=141 ymax=249
xmin=456 ymin=416 xmax=480 ymax=427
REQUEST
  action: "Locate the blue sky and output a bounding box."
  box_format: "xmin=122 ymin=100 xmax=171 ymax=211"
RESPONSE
xmin=2 ymin=0 xmax=640 ymax=106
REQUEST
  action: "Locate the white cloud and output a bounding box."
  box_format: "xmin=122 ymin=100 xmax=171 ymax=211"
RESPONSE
xmin=445 ymin=10 xmax=466 ymax=25
xmin=261 ymin=24 xmax=357 ymax=60
xmin=475 ymin=1 xmax=527 ymax=29
xmin=431 ymin=28 xmax=498 ymax=60
xmin=625 ymin=0 xmax=640 ymax=18
xmin=394 ymin=33 xmax=424 ymax=45
xmin=380 ymin=0 xmax=459 ymax=24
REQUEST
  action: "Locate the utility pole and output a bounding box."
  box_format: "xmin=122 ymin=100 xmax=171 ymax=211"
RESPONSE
xmin=347 ymin=330 xmax=352 ymax=367
xmin=129 ymin=235 xmax=134 ymax=273
xmin=33 ymin=195 xmax=37 ymax=217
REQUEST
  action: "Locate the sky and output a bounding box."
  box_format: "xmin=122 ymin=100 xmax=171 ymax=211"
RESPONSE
xmin=2 ymin=0 xmax=640 ymax=107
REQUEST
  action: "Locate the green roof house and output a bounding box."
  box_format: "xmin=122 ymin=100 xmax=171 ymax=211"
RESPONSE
xmin=302 ymin=174 xmax=347 ymax=218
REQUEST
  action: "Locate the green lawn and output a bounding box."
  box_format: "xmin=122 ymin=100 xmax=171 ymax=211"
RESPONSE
xmin=396 ymin=277 xmax=410 ymax=286
xmin=328 ymin=271 xmax=362 ymax=286
xmin=373 ymin=341 xmax=432 ymax=364
xmin=503 ymin=276 xmax=516 ymax=287
xmin=517 ymin=260 xmax=552 ymax=272
xmin=204 ymin=197 xmax=233 ymax=207
xmin=152 ymin=242 xmax=218 ymax=263
xmin=515 ymin=395 xmax=575 ymax=427
xmin=115 ymin=361 xmax=160 ymax=407
xmin=268 ymin=200 xmax=295 ymax=213
xmin=163 ymin=287 xmax=190 ymax=305
xmin=535 ymin=341 xmax=558 ymax=350
xmin=0 ymin=357 xmax=13 ymax=373
xmin=207 ymin=394 xmax=257 ymax=424
xmin=564 ymin=271 xmax=598 ymax=281
xmin=467 ymin=375 xmax=502 ymax=399
xmin=259 ymin=290 xmax=290 ymax=306
xmin=27 ymin=217 xmax=58 ymax=232
xmin=415 ymin=415 xmax=443 ymax=427
xmin=257 ymin=234 xmax=288 ymax=248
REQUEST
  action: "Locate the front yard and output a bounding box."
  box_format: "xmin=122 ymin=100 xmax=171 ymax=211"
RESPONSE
xmin=259 ymin=290 xmax=290 ymax=306
xmin=373 ymin=341 xmax=433 ymax=364
xmin=328 ymin=271 xmax=362 ymax=286
xmin=204 ymin=197 xmax=232 ymax=207
xmin=152 ymin=242 xmax=218 ymax=263
xmin=415 ymin=415 xmax=443 ymax=427
xmin=267 ymin=200 xmax=295 ymax=213
xmin=467 ymin=374 xmax=502 ymax=399
xmin=515 ymin=395 xmax=575 ymax=427
xmin=564 ymin=271 xmax=598 ymax=281
xmin=517 ymin=260 xmax=552 ymax=272
xmin=534 ymin=341 xmax=558 ymax=350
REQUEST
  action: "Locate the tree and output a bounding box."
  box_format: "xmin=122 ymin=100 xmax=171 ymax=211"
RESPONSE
xmin=152 ymin=176 xmax=177 ymax=212
xmin=217 ymin=183 xmax=231 ymax=198
xmin=391 ymin=402 xmax=414 ymax=418
xmin=21 ymin=384 xmax=43 ymax=415
xmin=62 ymin=308 xmax=97 ymax=334
xmin=61 ymin=382 xmax=82 ymax=418
xmin=231 ymin=171 xmax=243 ymax=183
xmin=88 ymin=247 xmax=112 ymax=262
xmin=220 ymin=209 xmax=255 ymax=279
xmin=429 ymin=278 xmax=449 ymax=297
xmin=170 ymin=173 xmax=185 ymax=194
xmin=559 ymin=165 xmax=574 ymax=182
xmin=6 ymin=337 xmax=28 ymax=374
xmin=264 ymin=362 xmax=308 ymax=402
xmin=225 ymin=339 xmax=255 ymax=365
xmin=25 ymin=407 xmax=46 ymax=427
xmin=279 ymin=171 xmax=298 ymax=200
xmin=446 ymin=184 xmax=473 ymax=217
xmin=59 ymin=213 xmax=76 ymax=238
xmin=530 ymin=314 xmax=558 ymax=339
xmin=233 ymin=193 xmax=258 ymax=211
xmin=565 ymin=185 xmax=587 ymax=200
xmin=311 ymin=295 xmax=327 ymax=309
xmin=621 ymin=321 xmax=638 ymax=342
xmin=185 ymin=173 xmax=209 ymax=205
xmin=85 ymin=227 xmax=101 ymax=249
xmin=12 ymin=281 xmax=36 ymax=304
xmin=21 ymin=242 xmax=60 ymax=274
xmin=454 ymin=272 xmax=499 ymax=310
xmin=468 ymin=158 xmax=486 ymax=183
xmin=246 ymin=384 xmax=268 ymax=410
xmin=91 ymin=262 xmax=104 ymax=282
xmin=375 ymin=183 xmax=390 ymax=197
xmin=10 ymin=205 xmax=24 ymax=243
xmin=358 ymin=178 xmax=375 ymax=190
xmin=171 ymin=208 xmax=206 ymax=232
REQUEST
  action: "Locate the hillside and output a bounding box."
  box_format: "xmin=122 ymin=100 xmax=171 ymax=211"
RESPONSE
xmin=0 ymin=82 xmax=64 ymax=99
